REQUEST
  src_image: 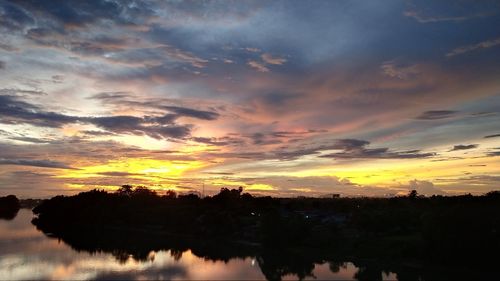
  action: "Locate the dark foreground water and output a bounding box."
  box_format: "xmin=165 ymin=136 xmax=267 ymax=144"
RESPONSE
xmin=0 ymin=210 xmax=398 ymax=280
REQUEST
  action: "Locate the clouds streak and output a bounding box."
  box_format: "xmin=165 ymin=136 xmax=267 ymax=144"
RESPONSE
xmin=0 ymin=95 xmax=220 ymax=140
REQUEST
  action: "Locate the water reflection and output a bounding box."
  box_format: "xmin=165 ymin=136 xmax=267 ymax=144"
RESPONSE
xmin=0 ymin=210 xmax=379 ymax=280
xmin=1 ymin=210 xmax=497 ymax=280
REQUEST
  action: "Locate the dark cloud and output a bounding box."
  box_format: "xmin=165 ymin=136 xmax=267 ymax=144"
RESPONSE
xmin=458 ymin=175 xmax=500 ymax=185
xmin=0 ymin=43 xmax=18 ymax=51
xmin=0 ymin=1 xmax=35 ymax=31
xmin=431 ymin=156 xmax=464 ymax=162
xmin=0 ymin=158 xmax=75 ymax=169
xmin=25 ymin=27 xmax=138 ymax=57
xmin=329 ymin=139 xmax=370 ymax=150
xmin=192 ymin=136 xmax=244 ymax=146
xmin=484 ymin=133 xmax=500 ymax=138
xmin=239 ymin=130 xmax=326 ymax=146
xmin=321 ymin=139 xmax=435 ymax=160
xmin=0 ymin=95 xmax=192 ymax=139
xmin=450 ymin=144 xmax=478 ymax=151
xmin=204 ymin=138 xmax=435 ymax=162
xmin=486 ymin=149 xmax=500 ymax=157
xmin=11 ymin=0 xmax=155 ymax=29
xmin=83 ymin=115 xmax=193 ymax=139
xmin=86 ymin=115 xmax=144 ymax=131
xmin=404 ymin=1 xmax=498 ymax=24
xmin=202 ymin=172 xmax=235 ymax=175
xmin=270 ymin=129 xmax=327 ymax=138
xmin=0 ymin=60 xmax=5 ymax=69
xmin=162 ymin=106 xmax=219 ymax=120
xmin=0 ymin=129 xmax=51 ymax=143
xmin=89 ymin=91 xmax=133 ymax=101
xmin=145 ymin=125 xmax=192 ymax=140
xmin=8 ymin=136 xmax=52 ymax=144
xmin=89 ymin=93 xmax=220 ymax=121
xmin=415 ymin=110 xmax=458 ymax=120
xmin=81 ymin=130 xmax=117 ymax=137
xmin=0 ymin=88 xmax=47 ymax=96
xmin=274 ymin=146 xmax=323 ymax=160
xmin=0 ymin=95 xmax=79 ymax=127
xmin=246 ymin=132 xmax=282 ymax=145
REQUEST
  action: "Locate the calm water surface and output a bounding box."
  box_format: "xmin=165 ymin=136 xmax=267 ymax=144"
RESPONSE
xmin=0 ymin=209 xmax=398 ymax=280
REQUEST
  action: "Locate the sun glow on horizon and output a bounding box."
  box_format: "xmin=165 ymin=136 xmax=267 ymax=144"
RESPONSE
xmin=57 ymin=158 xmax=206 ymax=182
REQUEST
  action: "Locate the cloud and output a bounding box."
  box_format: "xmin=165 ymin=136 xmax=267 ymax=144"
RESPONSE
xmin=244 ymin=47 xmax=261 ymax=53
xmin=192 ymin=136 xmax=243 ymax=146
xmin=0 ymin=95 xmax=79 ymax=127
xmin=11 ymin=0 xmax=155 ymax=30
xmin=0 ymin=158 xmax=75 ymax=169
xmin=0 ymin=43 xmax=19 ymax=51
xmin=320 ymin=139 xmax=435 ymax=160
xmin=0 ymin=88 xmax=47 ymax=96
xmin=404 ymin=10 xmax=487 ymax=23
xmin=86 ymin=115 xmax=192 ymax=139
xmin=209 ymin=138 xmax=434 ymax=161
xmin=8 ymin=136 xmax=52 ymax=144
xmin=96 ymin=171 xmax=142 ymax=177
xmin=0 ymin=60 xmax=4 ymax=69
xmin=89 ymin=93 xmax=220 ymax=121
xmin=202 ymin=137 xmax=435 ymax=162
xmin=380 ymin=61 xmax=420 ymax=79
xmin=162 ymin=106 xmax=219 ymax=120
xmin=486 ymin=148 xmax=500 ymax=157
xmin=408 ymin=179 xmax=445 ymax=196
xmin=261 ymin=53 xmax=287 ymax=65
xmin=450 ymin=144 xmax=478 ymax=151
xmin=415 ymin=110 xmax=458 ymax=120
xmin=228 ymin=175 xmax=400 ymax=197
xmin=247 ymin=60 xmax=269 ymax=72
xmin=0 ymin=1 xmax=35 ymax=31
xmin=446 ymin=38 xmax=500 ymax=57
xmin=0 ymin=95 xmax=193 ymax=139
xmin=81 ymin=130 xmax=117 ymax=137
xmin=88 ymin=91 xmax=135 ymax=102
xmin=403 ymin=1 xmax=498 ymax=24
xmin=484 ymin=133 xmax=500 ymax=139
xmin=247 ymin=54 xmax=286 ymax=72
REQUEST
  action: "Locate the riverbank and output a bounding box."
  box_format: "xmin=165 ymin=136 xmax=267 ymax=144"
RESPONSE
xmin=31 ymin=186 xmax=500 ymax=273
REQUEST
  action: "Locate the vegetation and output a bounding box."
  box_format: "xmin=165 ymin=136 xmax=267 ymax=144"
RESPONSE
xmin=30 ymin=186 xmax=500 ymax=280
xmin=0 ymin=195 xmax=20 ymax=220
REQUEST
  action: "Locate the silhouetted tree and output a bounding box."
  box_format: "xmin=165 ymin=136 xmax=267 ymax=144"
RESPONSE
xmin=133 ymin=186 xmax=156 ymax=197
xmin=117 ymin=185 xmax=133 ymax=196
xmin=408 ymin=189 xmax=418 ymax=199
xmin=165 ymin=190 xmax=177 ymax=199
xmin=0 ymin=195 xmax=20 ymax=220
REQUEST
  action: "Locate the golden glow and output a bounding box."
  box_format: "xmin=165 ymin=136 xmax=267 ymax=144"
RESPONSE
xmin=46 ymin=140 xmax=500 ymax=195
xmin=57 ymin=158 xmax=205 ymax=182
xmin=245 ymin=183 xmax=275 ymax=191
xmin=262 ymin=153 xmax=500 ymax=187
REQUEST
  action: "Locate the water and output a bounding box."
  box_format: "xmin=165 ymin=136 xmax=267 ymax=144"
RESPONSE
xmin=0 ymin=210 xmax=402 ymax=280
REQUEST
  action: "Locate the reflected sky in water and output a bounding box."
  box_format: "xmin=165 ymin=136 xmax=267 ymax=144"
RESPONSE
xmin=0 ymin=210 xmax=398 ymax=280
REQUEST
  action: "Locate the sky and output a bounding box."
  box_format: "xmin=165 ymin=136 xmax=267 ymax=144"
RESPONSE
xmin=0 ymin=0 xmax=499 ymax=198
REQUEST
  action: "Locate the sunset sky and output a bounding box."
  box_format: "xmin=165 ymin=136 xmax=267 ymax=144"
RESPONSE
xmin=0 ymin=0 xmax=499 ymax=198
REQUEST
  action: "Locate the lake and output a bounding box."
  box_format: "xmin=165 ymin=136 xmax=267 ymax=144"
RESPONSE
xmin=0 ymin=209 xmax=401 ymax=280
